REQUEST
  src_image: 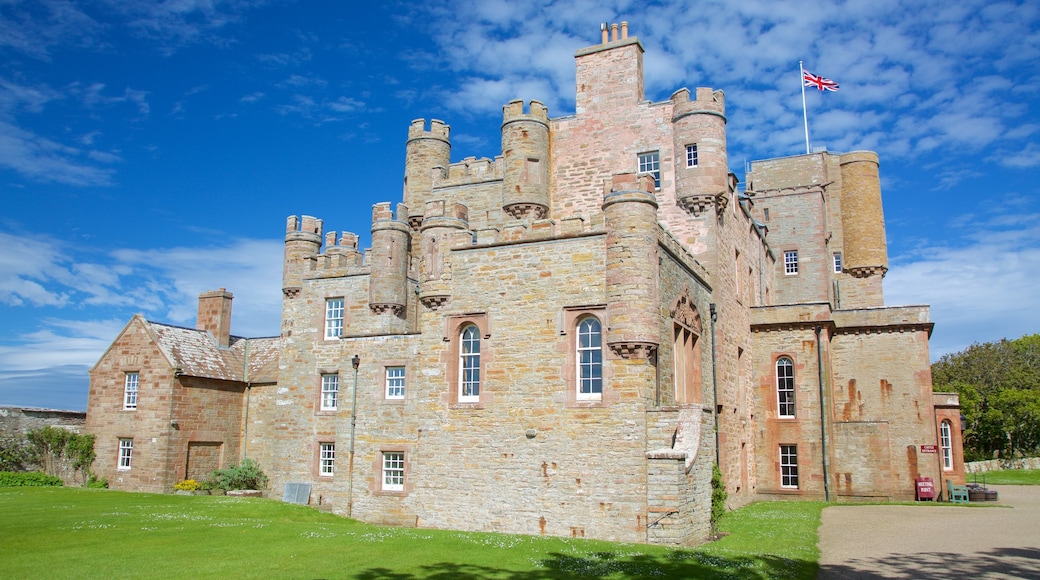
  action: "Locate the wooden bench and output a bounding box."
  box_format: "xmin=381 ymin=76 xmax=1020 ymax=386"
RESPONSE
xmin=947 ymin=480 xmax=969 ymax=503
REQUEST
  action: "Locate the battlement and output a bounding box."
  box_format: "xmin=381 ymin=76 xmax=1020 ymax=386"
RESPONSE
xmin=407 ymin=118 xmax=450 ymax=142
xmin=285 ymin=215 xmax=323 ymax=238
xmin=432 ymin=156 xmax=503 ymax=188
xmin=422 ymin=200 xmax=469 ymax=224
xmin=372 ymin=202 xmax=409 ymax=224
xmin=670 ymin=87 xmax=726 ymax=118
xmin=502 ymin=99 xmax=550 ymax=125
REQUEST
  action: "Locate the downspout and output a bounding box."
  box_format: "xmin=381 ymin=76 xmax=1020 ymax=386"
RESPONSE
xmin=815 ymin=326 xmax=830 ymax=502
xmin=347 ymin=354 xmax=360 ymax=517
xmin=933 ymin=406 xmax=945 ymax=501
xmin=710 ymin=303 xmax=720 ymax=466
xmin=242 ymin=340 xmax=250 ymax=461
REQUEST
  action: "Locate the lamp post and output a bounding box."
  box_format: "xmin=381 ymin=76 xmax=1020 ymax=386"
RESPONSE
xmin=347 ymin=354 xmax=360 ymax=517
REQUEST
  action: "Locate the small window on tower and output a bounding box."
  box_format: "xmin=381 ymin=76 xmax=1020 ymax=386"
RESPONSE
xmin=686 ymin=144 xmax=698 ymax=168
xmin=784 ymin=251 xmax=799 ymax=275
xmin=638 ymin=151 xmax=660 ymax=188
xmin=833 ymin=252 xmax=843 ymax=273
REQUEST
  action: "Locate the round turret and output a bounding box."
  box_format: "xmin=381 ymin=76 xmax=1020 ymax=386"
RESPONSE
xmin=603 ymin=173 xmax=659 ymax=359
xmin=671 ymin=87 xmax=728 ymax=215
xmin=839 ymin=151 xmax=888 ymax=278
xmin=404 ymin=119 xmax=451 ymax=229
xmin=501 ymin=100 xmax=551 ymax=220
xmin=369 ymin=203 xmax=411 ymax=315
xmin=283 ymin=215 xmax=323 ymax=296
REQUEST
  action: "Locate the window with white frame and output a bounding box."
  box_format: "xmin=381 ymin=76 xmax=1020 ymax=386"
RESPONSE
xmin=833 ymin=252 xmax=843 ymax=273
xmin=118 ymin=438 xmax=133 ymax=470
xmin=576 ymin=317 xmax=603 ymax=400
xmin=385 ymin=366 xmax=405 ymax=399
xmin=777 ymin=357 xmax=795 ymax=418
xmin=459 ymin=324 xmax=481 ymax=402
xmin=685 ymin=143 xmax=699 ymax=168
xmin=780 ymin=445 xmax=798 ymax=488
xmin=638 ymin=151 xmax=661 ymax=188
xmin=123 ymin=372 xmax=139 ymax=410
xmin=382 ymin=452 xmax=404 ymax=491
xmin=321 ymin=374 xmax=339 ymax=410
xmin=324 ymin=298 xmax=344 ymax=339
xmin=940 ymin=420 xmax=953 ymax=470
xmin=320 ymin=443 xmax=335 ymax=476
xmin=784 ymin=251 xmax=798 ymax=275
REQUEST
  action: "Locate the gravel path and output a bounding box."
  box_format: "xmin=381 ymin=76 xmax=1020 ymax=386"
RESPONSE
xmin=817 ymin=486 xmax=1040 ymax=579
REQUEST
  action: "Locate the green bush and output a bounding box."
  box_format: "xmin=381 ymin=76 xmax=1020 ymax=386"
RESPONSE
xmin=85 ymin=473 xmax=108 ymax=489
xmin=25 ymin=427 xmax=96 ymax=482
xmin=710 ymin=463 xmax=728 ymax=536
xmin=211 ymin=458 xmax=268 ymax=491
xmin=0 ymin=471 xmax=64 ymax=487
xmin=0 ymin=437 xmax=37 ymax=472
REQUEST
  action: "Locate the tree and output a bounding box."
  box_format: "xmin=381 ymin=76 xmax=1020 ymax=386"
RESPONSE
xmin=24 ymin=427 xmax=97 ymax=484
xmin=933 ymin=334 xmax=1040 ymax=461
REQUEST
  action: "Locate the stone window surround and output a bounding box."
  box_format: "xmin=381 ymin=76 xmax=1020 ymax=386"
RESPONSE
xmin=323 ymin=296 xmax=345 ymax=340
xmin=780 ymin=444 xmax=799 ymax=488
xmin=318 ymin=441 xmax=335 ymax=477
xmin=783 ymin=250 xmax=799 ymax=275
xmin=443 ymin=313 xmax=493 ymax=409
xmin=319 ymin=372 xmax=339 ymax=412
xmin=371 ymin=446 xmax=412 ymax=497
xmin=776 ymin=355 xmax=796 ymax=419
xmin=118 ymin=437 xmax=133 ymax=470
xmin=384 ymin=364 xmax=406 ymax=401
xmin=122 ymin=371 xmax=139 ymax=411
xmin=559 ymin=306 xmax=617 ymax=408
xmin=940 ymin=420 xmax=953 ymax=470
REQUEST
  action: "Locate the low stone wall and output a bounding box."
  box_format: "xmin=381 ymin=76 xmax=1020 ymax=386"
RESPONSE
xmin=965 ymin=457 xmax=1040 ymax=473
xmin=0 ymin=406 xmax=86 ymax=440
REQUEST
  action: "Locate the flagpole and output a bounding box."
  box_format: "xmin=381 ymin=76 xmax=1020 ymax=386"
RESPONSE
xmin=800 ymin=61 xmax=810 ymax=154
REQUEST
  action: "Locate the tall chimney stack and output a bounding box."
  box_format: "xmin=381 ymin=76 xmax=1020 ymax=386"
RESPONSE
xmin=197 ymin=288 xmax=233 ymax=347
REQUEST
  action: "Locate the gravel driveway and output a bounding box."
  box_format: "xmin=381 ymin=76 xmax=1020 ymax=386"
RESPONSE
xmin=817 ymin=485 xmax=1040 ymax=579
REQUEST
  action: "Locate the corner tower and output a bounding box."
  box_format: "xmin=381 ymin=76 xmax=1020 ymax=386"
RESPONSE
xmin=838 ymin=151 xmax=888 ymax=307
xmin=671 ymin=87 xmax=729 ymax=216
xmin=501 ymin=99 xmax=551 ymax=220
xmin=404 ymin=119 xmax=451 ymax=229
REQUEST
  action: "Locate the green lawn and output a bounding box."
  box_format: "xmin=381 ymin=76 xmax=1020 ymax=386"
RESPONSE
xmin=0 ymin=488 xmax=821 ymax=579
xmin=969 ymin=469 xmax=1040 ymax=485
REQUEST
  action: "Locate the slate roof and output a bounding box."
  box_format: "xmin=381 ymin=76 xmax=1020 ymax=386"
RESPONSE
xmin=148 ymin=322 xmax=280 ymax=384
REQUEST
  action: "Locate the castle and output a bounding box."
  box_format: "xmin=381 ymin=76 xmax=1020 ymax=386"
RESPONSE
xmin=85 ymin=24 xmax=965 ymax=546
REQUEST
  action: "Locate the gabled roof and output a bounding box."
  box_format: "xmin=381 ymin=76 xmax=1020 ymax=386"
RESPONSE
xmin=148 ymin=322 xmax=280 ymax=384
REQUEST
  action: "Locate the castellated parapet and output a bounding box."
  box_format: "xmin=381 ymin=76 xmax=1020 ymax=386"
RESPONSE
xmin=502 ymin=99 xmax=551 ymax=220
xmin=671 ymin=87 xmax=729 ymax=216
xmin=603 ymin=173 xmax=660 ymax=359
xmin=369 ymin=202 xmax=412 ymax=315
xmin=282 ymin=215 xmax=323 ymax=296
xmin=418 ymin=201 xmax=470 ymax=309
xmin=404 ymin=119 xmax=451 ymax=229
xmin=839 ymin=151 xmax=888 ymax=281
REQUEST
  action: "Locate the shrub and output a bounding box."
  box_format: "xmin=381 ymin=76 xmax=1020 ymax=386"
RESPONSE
xmin=174 ymin=479 xmax=201 ymax=491
xmin=0 ymin=471 xmax=64 ymax=487
xmin=25 ymin=427 xmax=96 ymax=483
xmin=85 ymin=474 xmax=109 ymax=489
xmin=211 ymin=458 xmax=268 ymax=491
xmin=710 ymin=463 xmax=727 ymax=536
xmin=0 ymin=437 xmax=37 ymax=472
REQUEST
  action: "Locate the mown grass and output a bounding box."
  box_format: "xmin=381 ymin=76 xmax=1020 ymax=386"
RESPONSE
xmin=969 ymin=469 xmax=1040 ymax=485
xmin=0 ymin=488 xmax=822 ymax=579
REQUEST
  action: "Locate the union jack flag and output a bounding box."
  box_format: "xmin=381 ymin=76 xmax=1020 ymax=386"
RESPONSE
xmin=803 ymin=70 xmax=839 ymax=91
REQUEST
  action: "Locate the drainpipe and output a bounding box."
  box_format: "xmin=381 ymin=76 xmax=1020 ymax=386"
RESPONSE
xmin=710 ymin=303 xmax=720 ymax=466
xmin=242 ymin=340 xmax=250 ymax=460
xmin=347 ymin=354 xmax=360 ymax=517
xmin=815 ymin=326 xmax=830 ymax=502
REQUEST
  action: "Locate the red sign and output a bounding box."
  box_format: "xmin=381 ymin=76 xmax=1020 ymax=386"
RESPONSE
xmin=916 ymin=477 xmax=935 ymax=500
xmin=920 ymin=445 xmax=938 ymax=453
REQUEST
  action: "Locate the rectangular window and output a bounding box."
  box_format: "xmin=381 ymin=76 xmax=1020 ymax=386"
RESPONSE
xmin=320 ymin=443 xmax=335 ymax=476
xmin=784 ymin=250 xmax=799 ymax=275
xmin=459 ymin=325 xmax=481 ymax=403
xmin=833 ymin=252 xmax=843 ymax=273
xmin=382 ymin=452 xmax=404 ymax=491
xmin=321 ymin=374 xmax=339 ymax=410
xmin=385 ymin=366 xmax=405 ymax=399
xmin=685 ymin=144 xmax=698 ymax=167
xmin=324 ymin=298 xmax=344 ymax=339
xmin=780 ymin=445 xmax=798 ymax=488
xmin=777 ymin=357 xmax=795 ymax=418
xmin=118 ymin=438 xmax=133 ymax=470
xmin=940 ymin=421 xmax=953 ymax=470
xmin=123 ymin=372 xmax=139 ymax=410
xmin=638 ymin=151 xmax=661 ymax=188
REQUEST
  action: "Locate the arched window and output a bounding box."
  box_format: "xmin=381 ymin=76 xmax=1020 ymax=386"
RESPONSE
xmin=777 ymin=357 xmax=795 ymax=418
xmin=576 ymin=317 xmax=603 ymax=400
xmin=458 ymin=324 xmax=481 ymax=402
xmin=940 ymin=420 xmax=953 ymax=470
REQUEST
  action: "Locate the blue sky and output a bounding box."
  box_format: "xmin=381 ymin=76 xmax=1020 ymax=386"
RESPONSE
xmin=2 ymin=0 xmax=1038 ymax=411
